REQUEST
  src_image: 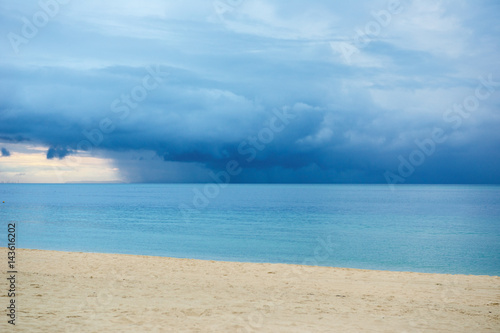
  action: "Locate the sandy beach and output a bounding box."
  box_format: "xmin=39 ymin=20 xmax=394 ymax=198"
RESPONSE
xmin=1 ymin=248 xmax=499 ymax=332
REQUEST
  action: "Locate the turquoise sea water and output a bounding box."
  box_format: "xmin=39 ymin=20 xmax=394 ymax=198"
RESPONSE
xmin=1 ymin=184 xmax=499 ymax=275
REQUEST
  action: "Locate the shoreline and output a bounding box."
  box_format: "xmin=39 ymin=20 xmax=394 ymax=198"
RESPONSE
xmin=10 ymin=247 xmax=500 ymax=277
xmin=2 ymin=248 xmax=499 ymax=332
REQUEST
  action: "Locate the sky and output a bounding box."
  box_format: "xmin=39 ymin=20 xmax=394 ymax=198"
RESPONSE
xmin=0 ymin=0 xmax=499 ymax=184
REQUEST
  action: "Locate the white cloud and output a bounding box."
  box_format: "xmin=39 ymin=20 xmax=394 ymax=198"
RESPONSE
xmin=390 ymin=0 xmax=471 ymax=58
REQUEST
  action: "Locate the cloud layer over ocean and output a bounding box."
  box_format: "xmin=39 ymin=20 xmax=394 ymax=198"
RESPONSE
xmin=1 ymin=0 xmax=499 ymax=183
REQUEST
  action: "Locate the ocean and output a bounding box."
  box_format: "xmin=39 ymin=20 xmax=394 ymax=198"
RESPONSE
xmin=1 ymin=184 xmax=499 ymax=275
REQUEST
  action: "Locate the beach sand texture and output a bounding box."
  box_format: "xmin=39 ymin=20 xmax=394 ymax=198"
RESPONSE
xmin=1 ymin=248 xmax=499 ymax=332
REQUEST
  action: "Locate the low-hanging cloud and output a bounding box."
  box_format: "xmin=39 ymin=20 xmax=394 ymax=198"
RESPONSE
xmin=1 ymin=147 xmax=11 ymax=157
xmin=47 ymin=146 xmax=73 ymax=160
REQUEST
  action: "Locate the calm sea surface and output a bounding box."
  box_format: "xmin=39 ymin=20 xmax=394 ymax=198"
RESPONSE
xmin=1 ymin=184 xmax=499 ymax=275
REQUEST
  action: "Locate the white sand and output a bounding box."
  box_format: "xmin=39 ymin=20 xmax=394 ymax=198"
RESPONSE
xmin=1 ymin=248 xmax=499 ymax=332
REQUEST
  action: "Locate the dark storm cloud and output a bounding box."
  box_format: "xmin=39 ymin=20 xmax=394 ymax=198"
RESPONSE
xmin=0 ymin=135 xmax=30 ymax=143
xmin=0 ymin=0 xmax=499 ymax=183
xmin=1 ymin=148 xmax=10 ymax=157
xmin=46 ymin=146 xmax=72 ymax=160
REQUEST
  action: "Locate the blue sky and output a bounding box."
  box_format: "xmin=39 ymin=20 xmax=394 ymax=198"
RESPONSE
xmin=0 ymin=0 xmax=499 ymax=183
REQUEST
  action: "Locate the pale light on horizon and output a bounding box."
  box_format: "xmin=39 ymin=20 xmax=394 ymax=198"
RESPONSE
xmin=0 ymin=143 xmax=123 ymax=183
